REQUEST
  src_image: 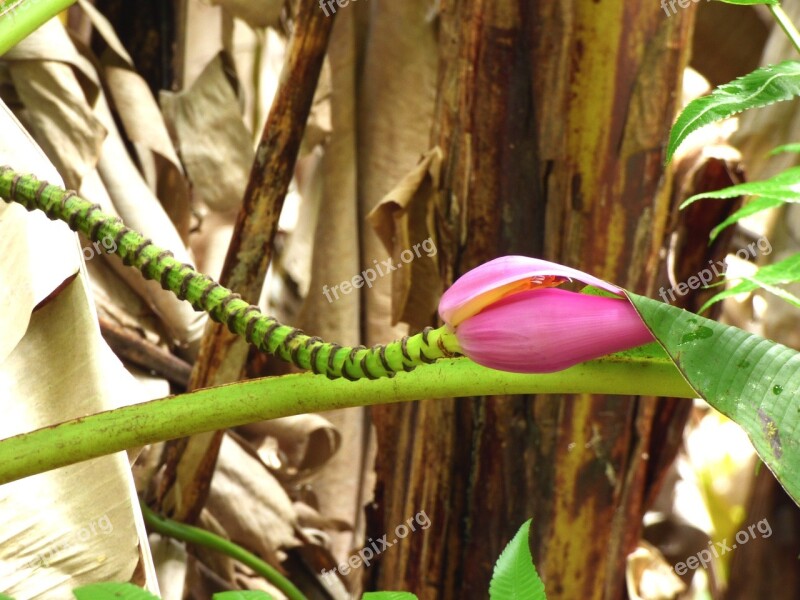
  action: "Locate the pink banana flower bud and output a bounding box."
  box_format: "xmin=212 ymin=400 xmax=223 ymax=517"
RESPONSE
xmin=438 ymin=256 xmax=654 ymax=373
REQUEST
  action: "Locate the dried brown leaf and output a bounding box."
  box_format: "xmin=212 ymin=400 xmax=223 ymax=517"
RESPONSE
xmin=238 ymin=413 xmax=341 ymax=475
xmin=0 ymin=104 xmax=157 ymax=595
xmin=161 ymin=53 xmax=254 ymax=214
xmin=356 ymin=0 xmax=438 ymax=342
xmin=5 ymin=19 xmax=207 ymax=351
xmin=367 ymin=147 xmax=442 ymax=328
xmin=208 ymin=0 xmax=284 ymax=29
xmin=205 ymin=435 xmax=301 ymax=564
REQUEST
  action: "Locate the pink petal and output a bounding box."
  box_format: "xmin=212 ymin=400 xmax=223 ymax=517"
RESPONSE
xmin=438 ymin=256 xmax=622 ymax=326
xmin=454 ymin=288 xmax=653 ymax=373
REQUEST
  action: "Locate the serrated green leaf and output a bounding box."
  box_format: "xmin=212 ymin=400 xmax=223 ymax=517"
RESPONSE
xmin=362 ymin=593 xmax=418 ymax=600
xmin=628 ymin=293 xmax=800 ymax=506
xmin=73 ymin=582 xmax=160 ymax=600
xmin=213 ymin=592 xmax=275 ymax=600
xmin=679 ymin=166 xmax=800 ymax=240
xmin=699 ymin=253 xmax=800 ymax=312
xmin=681 ymin=166 xmax=800 ymax=210
xmin=488 ymin=519 xmax=546 ymax=600
xmin=708 ymin=196 xmax=784 ymax=242
xmin=667 ymin=61 xmax=800 ymax=163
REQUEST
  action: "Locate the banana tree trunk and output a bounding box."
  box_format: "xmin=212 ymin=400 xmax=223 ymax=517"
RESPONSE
xmin=369 ymin=2 xmax=695 ymax=598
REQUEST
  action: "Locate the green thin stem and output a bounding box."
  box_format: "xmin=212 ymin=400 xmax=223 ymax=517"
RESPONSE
xmin=0 ymin=167 xmax=461 ymax=380
xmin=141 ymin=501 xmax=308 ymax=600
xmin=0 ymin=0 xmax=77 ymax=55
xmin=770 ymin=3 xmax=800 ymax=57
xmin=0 ymin=354 xmax=697 ymax=485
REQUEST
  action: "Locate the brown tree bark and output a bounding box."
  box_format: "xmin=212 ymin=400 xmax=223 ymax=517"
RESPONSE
xmin=369 ymin=2 xmax=696 ymax=599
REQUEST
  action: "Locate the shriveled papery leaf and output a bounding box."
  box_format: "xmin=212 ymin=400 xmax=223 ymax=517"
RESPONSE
xmin=5 ymin=18 xmax=206 ymax=351
xmin=625 ymin=542 xmax=686 ymax=600
xmin=5 ymin=20 xmax=106 ymax=188
xmin=237 ymin=413 xmax=341 ymax=475
xmin=160 ymin=53 xmax=254 ymax=213
xmin=207 ymin=0 xmax=283 ymax=29
xmin=84 ymin=255 xmax=174 ymax=367
xmin=281 ymin=153 xmax=321 ymax=298
xmin=92 ymin=83 xmax=206 ymax=352
xmin=204 ymin=435 xmax=301 ymax=565
xmin=357 ymin=0 xmax=438 ymax=342
xmin=367 ymin=147 xmax=443 ymax=329
xmin=0 ymin=101 xmax=77 ymax=362
xmin=149 ymin=533 xmax=188 ymax=600
xmin=629 ymin=293 xmax=800 ymax=507
xmin=488 ymin=519 xmax=546 ymax=600
xmin=293 ymin=12 xmax=373 ymax=592
xmin=668 ymin=61 xmax=800 ymax=163
xmin=0 ymin=277 xmax=156 ymax=596
xmin=77 ymin=0 xmax=191 ymax=239
xmin=0 ymin=110 xmax=157 ymax=598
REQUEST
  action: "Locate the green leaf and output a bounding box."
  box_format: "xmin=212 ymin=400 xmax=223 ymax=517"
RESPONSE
xmin=667 ymin=61 xmax=800 ymax=163
xmin=73 ymin=582 xmax=160 ymax=600
xmin=489 ymin=519 xmax=546 ymax=600
xmin=681 ymin=166 xmax=800 ymax=210
xmin=362 ymin=593 xmax=418 ymax=600
xmin=679 ymin=166 xmax=800 ymax=241
xmin=700 ymin=253 xmax=800 ymax=312
xmin=768 ymin=142 xmax=800 ymax=155
xmin=707 ymin=196 xmax=784 ymax=242
xmin=628 ymin=293 xmax=800 ymax=506
xmin=213 ymin=592 xmax=275 ymax=600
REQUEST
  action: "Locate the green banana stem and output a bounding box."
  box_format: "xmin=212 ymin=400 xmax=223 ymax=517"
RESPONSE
xmin=769 ymin=4 xmax=800 ymax=58
xmin=0 ymin=167 xmax=461 ymax=379
xmin=141 ymin=501 xmax=309 ymax=600
xmin=0 ymin=0 xmax=77 ymax=55
xmin=0 ymin=354 xmax=697 ymax=485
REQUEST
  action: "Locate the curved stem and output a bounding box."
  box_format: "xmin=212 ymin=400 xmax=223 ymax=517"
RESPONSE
xmin=769 ymin=4 xmax=800 ymax=57
xmin=0 ymin=167 xmax=460 ymax=379
xmin=0 ymin=353 xmax=696 ymax=485
xmin=0 ymin=0 xmax=77 ymax=55
xmin=140 ymin=501 xmax=309 ymax=600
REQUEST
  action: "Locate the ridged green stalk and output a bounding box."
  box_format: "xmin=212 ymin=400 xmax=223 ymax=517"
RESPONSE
xmin=0 ymin=167 xmax=461 ymax=379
